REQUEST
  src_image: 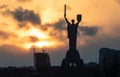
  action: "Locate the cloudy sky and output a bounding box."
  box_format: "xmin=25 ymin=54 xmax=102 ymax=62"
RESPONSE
xmin=0 ymin=0 xmax=120 ymax=67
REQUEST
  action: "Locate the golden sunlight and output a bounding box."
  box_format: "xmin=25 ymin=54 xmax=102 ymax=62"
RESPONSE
xmin=41 ymin=8 xmax=59 ymax=24
xmin=27 ymin=27 xmax=48 ymax=39
xmin=24 ymin=41 xmax=56 ymax=49
xmin=17 ymin=26 xmax=60 ymax=49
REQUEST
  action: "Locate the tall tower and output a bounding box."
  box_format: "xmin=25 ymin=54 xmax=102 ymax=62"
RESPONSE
xmin=61 ymin=4 xmax=84 ymax=68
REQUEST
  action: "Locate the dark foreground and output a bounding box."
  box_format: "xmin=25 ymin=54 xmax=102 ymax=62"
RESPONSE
xmin=0 ymin=66 xmax=119 ymax=77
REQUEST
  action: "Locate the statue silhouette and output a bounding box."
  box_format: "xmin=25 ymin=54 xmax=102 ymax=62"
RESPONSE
xmin=64 ymin=14 xmax=81 ymax=50
xmin=61 ymin=5 xmax=83 ymax=68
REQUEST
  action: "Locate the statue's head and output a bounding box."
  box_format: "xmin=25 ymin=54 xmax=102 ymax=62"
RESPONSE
xmin=71 ymin=19 xmax=75 ymax=24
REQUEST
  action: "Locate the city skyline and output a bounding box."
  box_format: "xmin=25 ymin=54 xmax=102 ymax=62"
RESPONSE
xmin=0 ymin=0 xmax=120 ymax=66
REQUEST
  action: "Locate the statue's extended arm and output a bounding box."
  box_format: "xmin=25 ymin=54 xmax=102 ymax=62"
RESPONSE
xmin=76 ymin=20 xmax=80 ymax=25
xmin=64 ymin=14 xmax=70 ymax=24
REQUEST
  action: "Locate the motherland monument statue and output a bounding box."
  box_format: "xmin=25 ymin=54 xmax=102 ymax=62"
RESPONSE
xmin=61 ymin=4 xmax=84 ymax=67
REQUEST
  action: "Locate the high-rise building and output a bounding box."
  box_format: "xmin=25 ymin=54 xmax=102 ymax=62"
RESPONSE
xmin=34 ymin=52 xmax=51 ymax=70
xmin=99 ymin=48 xmax=120 ymax=77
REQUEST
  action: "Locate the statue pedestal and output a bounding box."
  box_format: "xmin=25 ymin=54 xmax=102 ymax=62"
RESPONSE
xmin=61 ymin=49 xmax=84 ymax=68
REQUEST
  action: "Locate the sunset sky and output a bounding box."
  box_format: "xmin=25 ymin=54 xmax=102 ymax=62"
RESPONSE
xmin=0 ymin=0 xmax=120 ymax=66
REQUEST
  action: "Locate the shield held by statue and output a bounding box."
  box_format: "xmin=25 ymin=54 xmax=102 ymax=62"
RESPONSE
xmin=77 ymin=14 xmax=82 ymax=22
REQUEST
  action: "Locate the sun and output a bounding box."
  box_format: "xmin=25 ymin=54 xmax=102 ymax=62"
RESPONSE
xmin=27 ymin=27 xmax=49 ymax=39
xmin=18 ymin=27 xmax=57 ymax=49
xmin=24 ymin=41 xmax=56 ymax=49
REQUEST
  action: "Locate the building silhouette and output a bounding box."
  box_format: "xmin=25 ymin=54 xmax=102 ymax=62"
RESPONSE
xmin=33 ymin=50 xmax=53 ymax=77
xmin=99 ymin=48 xmax=120 ymax=77
xmin=34 ymin=52 xmax=51 ymax=70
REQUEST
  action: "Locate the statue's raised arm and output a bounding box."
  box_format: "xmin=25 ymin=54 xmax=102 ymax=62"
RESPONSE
xmin=64 ymin=4 xmax=70 ymax=24
xmin=64 ymin=14 xmax=70 ymax=24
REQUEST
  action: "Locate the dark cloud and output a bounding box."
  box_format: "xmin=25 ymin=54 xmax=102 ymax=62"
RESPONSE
xmin=18 ymin=22 xmax=30 ymax=28
xmin=0 ymin=31 xmax=9 ymax=39
xmin=79 ymin=26 xmax=100 ymax=36
xmin=47 ymin=19 xmax=66 ymax=41
xmin=39 ymin=23 xmax=52 ymax=31
xmin=37 ymin=19 xmax=67 ymax=41
xmin=53 ymin=19 xmax=66 ymax=30
xmin=11 ymin=7 xmax=41 ymax=25
xmin=49 ymin=30 xmax=67 ymax=41
xmin=27 ymin=36 xmax=39 ymax=43
xmin=22 ymin=36 xmax=39 ymax=43
xmin=115 ymin=0 xmax=120 ymax=4
xmin=40 ymin=19 xmax=101 ymax=41
xmin=0 ymin=31 xmax=18 ymax=39
xmin=0 ymin=5 xmax=7 ymax=9
xmin=52 ymin=19 xmax=100 ymax=37
xmin=40 ymin=19 xmax=66 ymax=31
